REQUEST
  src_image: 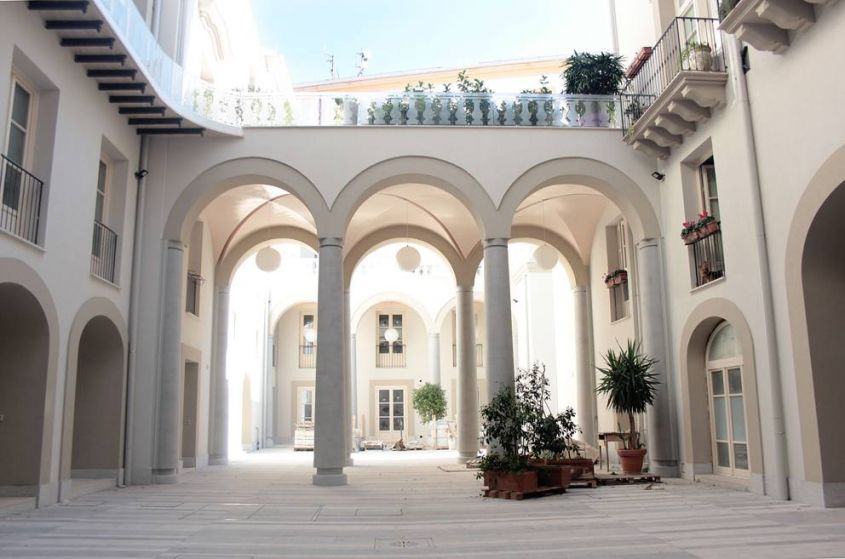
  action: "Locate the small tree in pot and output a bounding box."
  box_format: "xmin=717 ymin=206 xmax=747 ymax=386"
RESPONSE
xmin=478 ymin=384 xmax=536 ymax=492
xmin=595 ymin=340 xmax=659 ymax=474
xmin=412 ymin=383 xmax=447 ymax=450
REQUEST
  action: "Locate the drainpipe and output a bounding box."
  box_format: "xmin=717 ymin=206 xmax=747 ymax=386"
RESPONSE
xmin=726 ymin=36 xmax=789 ymax=501
xmin=123 ymin=135 xmax=150 ymax=486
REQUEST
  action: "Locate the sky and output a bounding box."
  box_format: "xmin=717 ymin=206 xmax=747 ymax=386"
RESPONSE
xmin=253 ymin=0 xmax=615 ymax=85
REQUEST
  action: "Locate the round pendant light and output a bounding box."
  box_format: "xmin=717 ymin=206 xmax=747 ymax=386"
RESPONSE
xmin=396 ymin=245 xmax=421 ymax=272
xmin=533 ymin=244 xmax=558 ymax=270
xmin=384 ymin=327 xmax=400 ymax=343
xmin=303 ymin=325 xmax=317 ymax=343
xmin=255 ymin=246 xmax=281 ymax=272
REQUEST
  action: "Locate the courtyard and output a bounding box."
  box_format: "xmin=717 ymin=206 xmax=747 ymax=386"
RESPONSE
xmin=1 ymin=450 xmax=844 ymax=559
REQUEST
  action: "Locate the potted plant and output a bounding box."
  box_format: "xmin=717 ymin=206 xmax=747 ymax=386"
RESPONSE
xmin=412 ymin=382 xmax=447 ymax=450
xmin=681 ymin=219 xmax=700 ymax=244
xmin=595 ymin=340 xmax=659 ymax=474
xmin=696 ymin=210 xmax=720 ymax=237
xmin=562 ymin=51 xmax=625 ymax=96
xmin=681 ymin=41 xmax=713 ymax=71
xmin=478 ymin=384 xmax=537 ymax=492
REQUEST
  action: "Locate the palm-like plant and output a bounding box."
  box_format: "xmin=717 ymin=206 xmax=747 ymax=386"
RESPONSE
xmin=562 ymin=51 xmax=625 ymax=95
xmin=595 ymin=340 xmax=659 ymax=449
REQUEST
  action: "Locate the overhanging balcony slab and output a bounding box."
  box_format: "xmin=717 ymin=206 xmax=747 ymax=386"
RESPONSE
xmin=623 ymin=71 xmax=727 ymax=158
xmin=720 ymin=0 xmax=831 ymax=53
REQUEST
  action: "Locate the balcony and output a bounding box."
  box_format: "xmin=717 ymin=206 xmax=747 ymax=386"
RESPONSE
xmin=91 ymin=220 xmax=118 ymax=283
xmin=689 ymin=227 xmax=725 ymax=287
xmin=299 ymin=344 xmax=316 ymax=369
xmin=0 ymin=155 xmax=44 ymax=245
xmin=620 ymin=17 xmax=728 ymax=159
xmin=719 ymin=0 xmax=833 ymax=54
xmin=376 ymin=344 xmax=407 ymax=368
xmin=451 ymin=344 xmax=484 ymax=367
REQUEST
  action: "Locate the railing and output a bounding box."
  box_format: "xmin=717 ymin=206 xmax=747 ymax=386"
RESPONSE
xmin=621 ymin=17 xmax=723 ymax=134
xmin=451 ymin=344 xmax=484 ymax=367
xmin=0 ymin=154 xmax=44 ymax=244
xmin=299 ymin=344 xmax=316 ymax=368
xmin=91 ymin=220 xmax=118 ymax=283
xmin=691 ymin=228 xmax=725 ymax=287
xmin=188 ymin=90 xmax=622 ymax=129
xmin=376 ymin=344 xmax=407 ymax=368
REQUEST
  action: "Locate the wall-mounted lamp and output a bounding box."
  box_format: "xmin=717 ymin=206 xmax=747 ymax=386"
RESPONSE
xmin=651 ymin=171 xmax=665 ymax=181
xmin=134 ymin=169 xmax=149 ymax=179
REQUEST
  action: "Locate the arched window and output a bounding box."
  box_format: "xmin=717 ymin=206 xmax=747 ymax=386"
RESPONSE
xmin=705 ymin=322 xmax=749 ymax=477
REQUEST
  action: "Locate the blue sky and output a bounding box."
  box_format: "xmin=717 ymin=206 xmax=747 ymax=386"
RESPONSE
xmin=253 ymin=1 xmax=614 ymax=84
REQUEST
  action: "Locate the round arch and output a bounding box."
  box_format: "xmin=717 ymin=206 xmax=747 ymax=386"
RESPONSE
xmin=785 ymin=143 xmax=845 ymax=498
xmin=330 ymin=156 xmax=497 ymax=239
xmin=0 ymin=259 xmax=60 ymax=503
xmin=216 ymin=226 xmax=319 ymax=287
xmin=434 ymin=292 xmax=485 ymax=333
xmin=344 ymin=225 xmax=466 ymax=287
xmin=164 ymin=157 xmax=329 ymax=243
xmin=270 ymin=299 xmax=319 ymax=335
xmin=352 ymin=293 xmax=436 ymax=335
xmin=678 ymin=298 xmax=764 ymax=491
xmin=498 ymin=157 xmax=660 ymax=242
xmin=59 ymin=298 xmax=127 ymax=496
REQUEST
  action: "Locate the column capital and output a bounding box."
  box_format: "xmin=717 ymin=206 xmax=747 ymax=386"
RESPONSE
xmin=483 ymin=238 xmax=510 ymax=249
xmin=636 ymin=237 xmax=660 ymax=251
xmin=319 ymin=237 xmax=344 ymax=249
xmin=166 ymin=239 xmax=185 ymax=252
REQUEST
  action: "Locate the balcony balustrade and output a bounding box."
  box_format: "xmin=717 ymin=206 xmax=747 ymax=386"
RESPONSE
xmin=719 ymin=0 xmax=833 ymax=54
xmin=91 ymin=220 xmax=118 ymax=283
xmin=0 ymin=155 xmax=44 ymax=245
xmin=620 ymin=17 xmax=728 ymax=158
xmin=299 ymin=344 xmax=317 ymax=368
xmin=376 ymin=344 xmax=407 ymax=368
xmin=690 ymin=228 xmax=725 ymax=287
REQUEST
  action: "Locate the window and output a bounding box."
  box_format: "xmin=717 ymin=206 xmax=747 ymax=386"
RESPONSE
xmin=91 ymin=160 xmax=109 ymax=259
xmin=377 ymin=313 xmax=406 ymax=367
xmin=299 ymin=313 xmax=316 ymax=368
xmin=3 ymin=78 xmax=34 ymax=212
xmin=185 ymin=271 xmax=202 ymax=315
xmin=691 ymin=157 xmax=725 ymax=287
xmin=706 ymin=323 xmax=749 ymax=477
xmin=377 ymin=387 xmax=405 ymax=432
xmin=298 ymin=387 xmax=314 ymax=424
xmin=606 ymin=220 xmax=630 ymax=322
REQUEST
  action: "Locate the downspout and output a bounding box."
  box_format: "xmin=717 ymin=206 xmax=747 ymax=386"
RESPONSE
xmin=123 ymin=135 xmax=150 ymax=486
xmin=726 ymin=36 xmax=789 ymax=500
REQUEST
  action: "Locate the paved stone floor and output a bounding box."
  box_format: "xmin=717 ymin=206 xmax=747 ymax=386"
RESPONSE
xmin=2 ymin=448 xmax=845 ymax=558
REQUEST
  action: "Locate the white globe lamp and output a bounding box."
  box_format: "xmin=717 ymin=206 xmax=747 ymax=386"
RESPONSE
xmin=533 ymin=244 xmax=558 ymax=270
xmin=396 ymin=245 xmax=421 ymax=272
xmin=384 ymin=327 xmax=399 ymax=343
xmin=255 ymin=246 xmax=281 ymax=272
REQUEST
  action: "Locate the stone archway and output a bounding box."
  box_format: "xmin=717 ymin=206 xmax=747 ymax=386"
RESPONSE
xmin=0 ymin=283 xmax=50 ymax=496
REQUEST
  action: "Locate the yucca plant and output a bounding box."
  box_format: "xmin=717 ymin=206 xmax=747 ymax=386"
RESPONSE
xmin=595 ymin=340 xmax=659 ymax=449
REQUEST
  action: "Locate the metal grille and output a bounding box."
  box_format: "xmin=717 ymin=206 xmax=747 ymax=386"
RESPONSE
xmin=0 ymin=154 xmax=44 ymax=244
xmin=91 ymin=220 xmax=118 ymax=283
xmin=691 ymin=228 xmax=725 ymax=287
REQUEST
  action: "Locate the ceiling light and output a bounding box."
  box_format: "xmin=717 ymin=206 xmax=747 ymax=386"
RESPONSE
xmin=255 ymin=246 xmax=281 ymax=272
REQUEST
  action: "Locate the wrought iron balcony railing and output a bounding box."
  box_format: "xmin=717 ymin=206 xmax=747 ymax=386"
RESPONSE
xmin=690 ymin=227 xmax=725 ymax=287
xmin=376 ymin=344 xmax=407 ymax=368
xmin=91 ymin=220 xmax=118 ymax=283
xmin=0 ymin=154 xmax=44 ymax=245
xmin=621 ymin=17 xmax=723 ymax=134
xmin=299 ymin=344 xmax=317 ymax=368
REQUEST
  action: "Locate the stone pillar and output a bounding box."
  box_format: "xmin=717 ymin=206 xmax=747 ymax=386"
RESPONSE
xmin=350 ymin=333 xmax=358 ymax=437
xmin=636 ymin=239 xmax=678 ymax=476
xmin=428 ymin=333 xmax=441 ymax=385
xmin=483 ymin=238 xmax=515 ymax=399
xmin=154 ymin=240 xmax=184 ymax=483
xmin=456 ymin=286 xmax=479 ymax=463
xmin=313 ymin=238 xmax=347 ymax=486
xmin=209 ymin=286 xmax=230 ymax=465
xmin=573 ymin=286 xmax=595 ymax=445
xmin=344 ymin=288 xmax=353 ymax=465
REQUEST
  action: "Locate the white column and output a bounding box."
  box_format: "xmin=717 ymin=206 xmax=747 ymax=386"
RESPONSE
xmin=483 ymin=238 xmax=515 ymax=399
xmin=573 ymin=286 xmax=595 ymax=445
xmin=350 ymin=333 xmax=358 ymax=437
xmin=313 ymin=237 xmax=347 ymax=486
xmin=456 ymin=286 xmax=479 ymax=463
xmin=209 ymin=286 xmax=229 ymax=465
xmin=428 ymin=333 xmax=441 ymax=385
xmin=636 ymin=239 xmax=678 ymax=476
xmin=344 ymin=288 xmax=353 ymax=465
xmin=154 ymin=239 xmax=184 ymax=483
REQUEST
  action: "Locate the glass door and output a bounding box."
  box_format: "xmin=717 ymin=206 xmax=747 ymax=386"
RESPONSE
xmin=707 ymin=366 xmax=749 ymax=477
xmin=376 ymin=387 xmax=405 ymax=440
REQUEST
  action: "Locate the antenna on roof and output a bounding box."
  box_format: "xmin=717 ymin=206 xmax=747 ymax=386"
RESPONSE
xmin=356 ymin=49 xmax=371 ymax=77
xmin=323 ymin=50 xmax=338 ymax=80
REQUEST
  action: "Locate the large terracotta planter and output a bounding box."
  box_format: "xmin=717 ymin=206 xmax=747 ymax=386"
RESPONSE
xmin=551 ymin=458 xmax=594 ymax=480
xmin=533 ymin=464 xmax=573 ymax=488
xmin=617 ymin=448 xmax=647 ymax=474
xmin=488 ymin=470 xmax=538 ymax=493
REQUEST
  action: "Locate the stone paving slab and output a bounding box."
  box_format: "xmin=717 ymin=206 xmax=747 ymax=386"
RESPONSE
xmin=1 ymin=449 xmax=844 ymax=558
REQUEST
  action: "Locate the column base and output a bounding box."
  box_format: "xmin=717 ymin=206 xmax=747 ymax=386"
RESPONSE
xmin=152 ymin=469 xmax=180 ymax=485
xmin=649 ymin=460 xmax=680 ymax=478
xmin=209 ymin=455 xmax=228 ymax=466
xmin=344 ymin=457 xmax=354 ymax=467
xmin=457 ymin=451 xmax=477 ymax=464
xmin=313 ymin=469 xmax=347 ymax=486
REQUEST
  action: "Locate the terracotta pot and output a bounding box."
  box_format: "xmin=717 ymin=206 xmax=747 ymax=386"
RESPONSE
xmin=683 ymin=230 xmax=699 ymax=244
xmin=551 ymin=458 xmax=594 ymax=480
xmin=495 ymin=470 xmax=538 ymax=493
xmin=703 ymin=221 xmax=720 ymax=235
xmin=533 ymin=464 xmax=573 ymax=488
xmin=483 ymin=471 xmax=497 ymax=489
xmin=618 ymin=271 xmax=628 ymax=284
xmin=617 ymin=448 xmax=647 ymax=474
